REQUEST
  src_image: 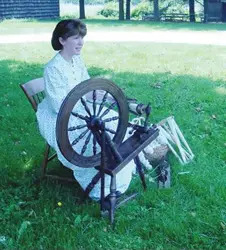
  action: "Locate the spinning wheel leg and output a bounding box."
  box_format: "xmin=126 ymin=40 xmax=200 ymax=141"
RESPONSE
xmin=83 ymin=172 xmax=101 ymax=200
xmin=100 ymin=129 xmax=106 ymax=212
xmin=100 ymin=173 xmax=105 ymax=211
xmin=109 ymin=175 xmax=117 ymax=224
xmin=134 ymin=156 xmax=147 ymax=190
xmin=157 ymin=157 xmax=171 ymax=188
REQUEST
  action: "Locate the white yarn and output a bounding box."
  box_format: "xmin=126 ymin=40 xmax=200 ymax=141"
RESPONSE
xmin=129 ymin=117 xmax=156 ymax=171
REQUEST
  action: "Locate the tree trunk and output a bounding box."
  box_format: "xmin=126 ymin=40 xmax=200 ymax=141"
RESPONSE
xmin=189 ymin=0 xmax=195 ymax=22
xmin=79 ymin=0 xmax=86 ymax=19
xmin=153 ymin=0 xmax=160 ymax=21
xmin=119 ymin=0 xmax=124 ymax=20
xmin=126 ymin=0 xmax=131 ymax=20
xmin=203 ymin=0 xmax=208 ymax=23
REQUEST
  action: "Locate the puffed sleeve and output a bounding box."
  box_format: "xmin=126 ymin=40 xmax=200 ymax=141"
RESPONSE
xmin=44 ymin=65 xmax=67 ymax=114
xmin=80 ymin=57 xmax=90 ymax=81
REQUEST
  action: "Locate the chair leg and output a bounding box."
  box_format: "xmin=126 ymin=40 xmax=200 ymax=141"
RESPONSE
xmin=41 ymin=144 xmax=50 ymax=179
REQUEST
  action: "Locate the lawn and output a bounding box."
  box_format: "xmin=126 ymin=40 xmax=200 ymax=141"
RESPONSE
xmin=1 ymin=18 xmax=226 ymax=35
xmin=0 ymin=20 xmax=225 ymax=249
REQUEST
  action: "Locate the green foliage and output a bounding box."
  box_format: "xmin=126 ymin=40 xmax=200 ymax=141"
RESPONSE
xmin=131 ymin=0 xmax=190 ymax=19
xmin=0 ymin=20 xmax=226 ymax=249
xmin=131 ymin=1 xmax=153 ymax=19
xmin=159 ymin=0 xmax=188 ymax=14
xmin=98 ymin=2 xmax=118 ymax=18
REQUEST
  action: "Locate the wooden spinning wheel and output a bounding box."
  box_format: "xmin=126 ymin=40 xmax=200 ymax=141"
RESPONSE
xmin=56 ymin=78 xmax=160 ymax=223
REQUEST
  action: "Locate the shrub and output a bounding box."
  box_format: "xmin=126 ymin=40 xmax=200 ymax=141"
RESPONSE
xmin=131 ymin=1 xmax=153 ymax=19
xmin=98 ymin=2 xmax=118 ymax=18
xmin=159 ymin=0 xmax=188 ymax=14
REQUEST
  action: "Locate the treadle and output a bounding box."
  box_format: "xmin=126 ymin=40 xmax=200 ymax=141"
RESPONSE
xmin=45 ymin=174 xmax=75 ymax=182
xmin=99 ymin=127 xmax=159 ymax=176
xmin=101 ymin=192 xmax=138 ymax=217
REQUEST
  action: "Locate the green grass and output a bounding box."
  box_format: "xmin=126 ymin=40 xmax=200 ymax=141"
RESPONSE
xmin=0 ymin=21 xmax=226 ymax=249
xmin=1 ymin=18 xmax=226 ymax=35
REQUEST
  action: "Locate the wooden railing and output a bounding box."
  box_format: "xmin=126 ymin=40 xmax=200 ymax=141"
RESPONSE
xmin=161 ymin=13 xmax=190 ymax=22
xmin=142 ymin=13 xmax=205 ymax=22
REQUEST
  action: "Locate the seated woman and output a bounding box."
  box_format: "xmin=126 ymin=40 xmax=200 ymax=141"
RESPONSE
xmin=36 ymin=19 xmax=150 ymax=201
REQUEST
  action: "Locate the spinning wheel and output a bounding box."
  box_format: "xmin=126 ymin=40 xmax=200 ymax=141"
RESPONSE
xmin=56 ymin=78 xmax=160 ymax=223
xmin=21 ymin=76 xmax=171 ymax=224
xmin=56 ymin=78 xmax=129 ymax=168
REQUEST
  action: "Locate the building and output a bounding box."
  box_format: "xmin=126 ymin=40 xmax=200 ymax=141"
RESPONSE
xmin=0 ymin=0 xmax=59 ymax=19
xmin=205 ymin=0 xmax=226 ymax=22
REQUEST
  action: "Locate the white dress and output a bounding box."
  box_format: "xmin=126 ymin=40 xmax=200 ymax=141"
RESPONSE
xmin=36 ymin=52 xmax=138 ymax=200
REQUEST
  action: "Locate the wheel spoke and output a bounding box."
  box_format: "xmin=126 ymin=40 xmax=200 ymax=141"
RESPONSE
xmin=105 ymin=128 xmax=116 ymax=134
xmin=81 ymin=97 xmax=92 ymax=117
xmin=92 ymin=90 xmax=97 ymax=116
xmin=81 ymin=132 xmax=92 ymax=155
xmin=99 ymin=102 xmax=117 ymax=119
xmin=103 ymin=116 xmax=119 ymax=123
xmin=93 ymin=135 xmax=97 ymax=155
xmin=71 ymin=129 xmax=89 ymax=146
xmin=71 ymin=111 xmax=89 ymax=122
xmin=97 ymin=91 xmax=108 ymax=116
xmin=68 ymin=124 xmax=87 ymax=131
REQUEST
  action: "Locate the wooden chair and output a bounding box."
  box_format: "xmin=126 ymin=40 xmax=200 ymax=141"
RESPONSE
xmin=20 ymin=78 xmax=73 ymax=182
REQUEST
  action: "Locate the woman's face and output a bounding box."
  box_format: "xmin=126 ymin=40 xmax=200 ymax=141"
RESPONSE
xmin=60 ymin=34 xmax=84 ymax=56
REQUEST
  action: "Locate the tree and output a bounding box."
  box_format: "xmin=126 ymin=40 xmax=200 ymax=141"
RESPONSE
xmin=189 ymin=0 xmax=195 ymax=22
xmin=126 ymin=0 xmax=131 ymax=20
xmin=203 ymin=0 xmax=208 ymax=22
xmin=119 ymin=0 xmax=124 ymax=20
xmin=153 ymin=0 xmax=160 ymax=21
xmin=79 ymin=0 xmax=86 ymax=19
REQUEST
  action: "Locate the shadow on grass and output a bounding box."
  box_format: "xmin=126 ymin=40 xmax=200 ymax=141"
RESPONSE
xmin=0 ymin=59 xmax=225 ymax=249
xmin=0 ymin=58 xmax=225 ymax=194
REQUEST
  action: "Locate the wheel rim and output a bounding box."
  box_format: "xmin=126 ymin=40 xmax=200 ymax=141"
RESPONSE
xmin=56 ymin=78 xmax=129 ymax=168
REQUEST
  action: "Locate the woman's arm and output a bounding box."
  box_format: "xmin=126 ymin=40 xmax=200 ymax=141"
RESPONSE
xmin=44 ymin=65 xmax=67 ymax=114
xmin=80 ymin=56 xmax=90 ymax=82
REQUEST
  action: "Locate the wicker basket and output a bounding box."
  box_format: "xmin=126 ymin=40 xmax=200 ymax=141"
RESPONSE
xmin=144 ymin=144 xmax=169 ymax=164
